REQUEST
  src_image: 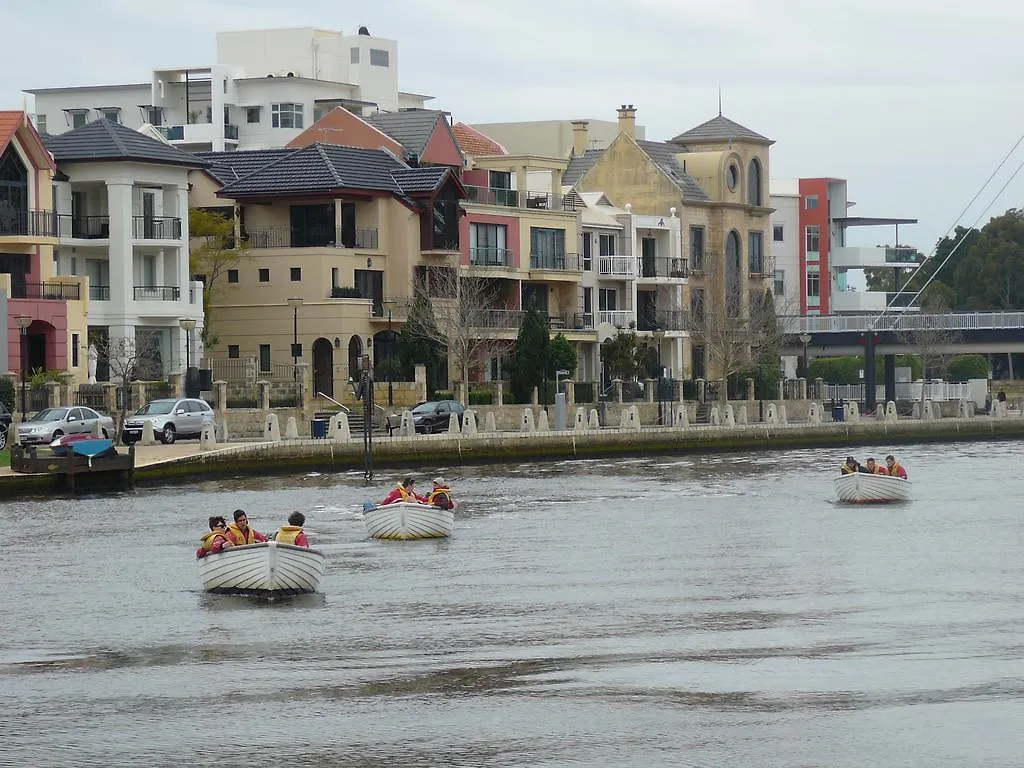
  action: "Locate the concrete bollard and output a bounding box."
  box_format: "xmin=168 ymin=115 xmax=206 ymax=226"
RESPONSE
xmin=724 ymin=404 xmax=735 ymax=426
xmin=537 ymin=409 xmax=550 ymax=432
xmin=92 ymin=419 xmax=103 ymax=437
xmin=399 ymin=409 xmax=415 ymax=436
xmin=619 ymin=409 xmax=630 ymax=429
xmin=284 ymin=416 xmax=299 ymax=440
xmin=765 ymin=403 xmax=779 ymax=425
xmin=736 ymin=405 xmax=748 ymax=425
xmin=264 ymin=413 xmax=281 ymax=442
xmin=911 ymin=402 xmax=921 ymax=420
xmin=217 ymin=417 xmax=230 ymax=443
xmin=807 ymin=401 xmax=821 ymax=425
xmin=625 ymin=405 xmax=641 ymax=431
xmin=141 ymin=420 xmax=157 ymax=446
xmin=448 ymin=412 xmax=460 ymax=434
xmin=484 ymin=412 xmax=497 ymax=433
xmin=675 ymin=403 xmax=689 ymax=428
xmin=462 ymin=409 xmax=478 ymax=436
xmin=200 ymin=423 xmax=217 ymax=451
xmin=329 ymin=413 xmax=351 ymax=441
xmin=709 ymin=406 xmax=721 ymax=426
xmin=923 ymin=399 xmax=936 ymax=420
xmin=588 ymin=409 xmax=600 ymax=430
xmin=845 ymin=401 xmax=860 ymax=423
xmin=520 ymin=408 xmax=536 ymax=433
xmin=574 ymin=407 xmax=588 ymax=431
xmin=885 ymin=401 xmax=898 ymax=423
xmin=995 ymin=400 xmax=1009 ymax=418
xmin=779 ymin=404 xmax=788 ymax=425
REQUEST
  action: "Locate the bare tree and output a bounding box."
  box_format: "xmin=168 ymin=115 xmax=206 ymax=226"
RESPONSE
xmin=91 ymin=333 xmax=162 ymax=442
xmin=412 ymin=266 xmax=509 ymax=392
xmin=892 ymin=293 xmax=961 ymax=407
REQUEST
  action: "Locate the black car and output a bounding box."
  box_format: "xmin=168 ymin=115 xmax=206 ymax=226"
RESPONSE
xmin=386 ymin=400 xmax=466 ymax=434
xmin=0 ymin=402 xmax=11 ymax=450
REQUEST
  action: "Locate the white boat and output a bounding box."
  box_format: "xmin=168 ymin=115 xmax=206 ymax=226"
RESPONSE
xmin=198 ymin=541 xmax=325 ymax=595
xmin=364 ymin=501 xmax=454 ymax=540
xmin=834 ymin=472 xmax=912 ymax=504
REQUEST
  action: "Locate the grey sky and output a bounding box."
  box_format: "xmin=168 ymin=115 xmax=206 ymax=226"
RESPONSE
xmin=6 ymin=0 xmax=1023 ymax=254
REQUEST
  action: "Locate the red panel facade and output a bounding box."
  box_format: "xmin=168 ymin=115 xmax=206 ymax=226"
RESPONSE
xmin=798 ymin=178 xmax=832 ymax=314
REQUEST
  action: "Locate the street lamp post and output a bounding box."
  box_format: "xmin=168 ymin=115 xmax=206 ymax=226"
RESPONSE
xmin=16 ymin=315 xmax=31 ymax=418
xmin=180 ymin=318 xmax=197 ymax=397
xmin=382 ymin=300 xmax=395 ymax=406
xmin=287 ymin=297 xmax=304 ymax=381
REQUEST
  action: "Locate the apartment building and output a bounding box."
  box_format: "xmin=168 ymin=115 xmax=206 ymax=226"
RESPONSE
xmin=2 ymin=111 xmax=88 ymax=385
xmin=43 ymin=119 xmax=205 ymax=381
xmin=27 ymin=26 xmax=431 ymax=153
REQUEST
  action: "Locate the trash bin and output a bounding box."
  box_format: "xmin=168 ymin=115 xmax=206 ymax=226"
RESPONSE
xmin=310 ymin=417 xmax=329 ymax=439
xmin=832 ymin=404 xmax=845 ymax=423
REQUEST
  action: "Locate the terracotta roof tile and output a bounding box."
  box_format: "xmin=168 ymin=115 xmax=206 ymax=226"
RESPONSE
xmin=0 ymin=111 xmax=23 ymax=155
xmin=452 ymin=122 xmax=507 ymax=156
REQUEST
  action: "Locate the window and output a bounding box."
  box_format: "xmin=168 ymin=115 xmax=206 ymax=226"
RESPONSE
xmin=806 ymin=225 xmax=820 ymax=256
xmin=370 ymin=49 xmax=390 ymax=67
xmin=747 ymin=158 xmax=763 ymax=205
xmin=71 ymin=111 xmax=88 ymax=129
xmin=691 ymin=288 xmax=705 ymax=321
xmin=350 ymin=47 xmax=360 ymax=64
xmin=470 ymin=222 xmax=508 ymax=266
xmin=748 ymin=231 xmax=764 ymax=275
xmin=773 ymin=224 xmax=784 ymax=242
xmin=271 ymin=102 xmax=304 ymax=129
xmin=145 ymin=107 xmax=162 ymax=126
xmin=100 ymin=109 xmax=120 ymax=123
xmin=774 ymin=269 xmax=785 ymax=296
xmin=228 ymin=345 xmax=240 ymax=359
xmin=805 ymin=195 xmax=818 ymax=210
xmin=331 ymin=267 xmax=339 ymax=288
xmin=598 ymin=288 xmax=617 ymax=311
xmin=581 ymin=233 xmax=592 ymax=270
xmin=806 ymin=268 xmax=821 ymax=301
xmin=246 ymin=107 xmax=261 ymax=124
xmin=598 ymin=233 xmax=616 ymax=256
xmin=529 ymin=227 xmax=566 ymax=269
xmin=258 ymin=268 xmax=270 ymax=282
xmin=489 ymin=170 xmax=511 ymax=189
xmin=259 ymin=344 xmax=271 ymax=372
xmin=290 ymin=267 xmax=301 ymax=281
xmin=727 ymin=164 xmax=739 ymax=191
xmin=72 ymin=333 xmax=80 ymax=367
xmin=583 ymin=287 xmax=593 ymax=315
xmin=690 ymin=226 xmax=705 ymax=268
xmin=33 ymin=114 xmax=46 ymax=133
xmin=227 ymin=269 xmax=239 ymax=283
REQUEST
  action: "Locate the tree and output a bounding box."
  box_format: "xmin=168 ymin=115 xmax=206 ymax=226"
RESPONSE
xmin=547 ymin=333 xmax=577 ymax=378
xmin=893 ymin=293 xmax=961 ymax=406
xmin=90 ymin=333 xmax=162 ymax=444
xmin=954 ymin=209 xmax=1024 ymax=309
xmin=947 ymin=354 xmax=989 ymax=382
xmin=510 ymin=304 xmax=549 ymax=403
xmin=189 ymin=208 xmax=249 ymax=349
xmin=600 ymin=329 xmax=643 ymax=382
xmin=396 ymin=293 xmax=445 ymax=391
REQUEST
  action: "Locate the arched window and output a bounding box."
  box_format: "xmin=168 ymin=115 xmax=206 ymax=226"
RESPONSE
xmin=0 ymin=146 xmax=28 ymax=223
xmin=725 ymin=230 xmax=742 ymax=317
xmin=747 ymin=157 xmax=762 ymax=206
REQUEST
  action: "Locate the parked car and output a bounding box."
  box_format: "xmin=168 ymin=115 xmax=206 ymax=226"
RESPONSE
xmin=0 ymin=402 xmax=11 ymax=450
xmin=386 ymin=400 xmax=466 ymax=435
xmin=121 ymin=398 xmax=215 ymax=444
xmin=16 ymin=406 xmax=116 ymax=445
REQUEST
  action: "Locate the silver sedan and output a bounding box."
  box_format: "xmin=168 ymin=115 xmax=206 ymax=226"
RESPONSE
xmin=17 ymin=406 xmax=116 ymax=445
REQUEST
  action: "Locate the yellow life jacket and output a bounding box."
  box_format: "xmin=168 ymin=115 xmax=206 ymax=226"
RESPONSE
xmin=397 ymin=484 xmax=417 ymax=502
xmin=227 ymin=523 xmax=257 ymax=545
xmin=840 ymin=464 xmax=856 ymax=475
xmin=276 ymin=525 xmax=303 ymax=545
xmin=427 ymin=486 xmax=452 ymax=508
xmin=200 ymin=530 xmax=229 ymax=552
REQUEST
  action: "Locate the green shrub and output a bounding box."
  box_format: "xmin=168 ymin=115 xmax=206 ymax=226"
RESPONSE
xmin=433 ymin=390 xmax=455 ymax=401
xmin=946 ymin=354 xmax=988 ymax=381
xmin=0 ymin=378 xmax=14 ymax=412
xmin=468 ymin=389 xmax=492 ymax=405
xmin=330 ymin=286 xmax=363 ymax=298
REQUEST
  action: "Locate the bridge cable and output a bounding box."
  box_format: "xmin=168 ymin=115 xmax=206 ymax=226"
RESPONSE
xmin=871 ymin=129 xmax=1024 ymax=331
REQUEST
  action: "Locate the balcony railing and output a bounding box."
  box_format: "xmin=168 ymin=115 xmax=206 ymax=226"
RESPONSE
xmin=0 ymin=209 xmax=58 ymax=237
xmin=15 ymin=281 xmax=82 ymax=301
xmin=90 ymin=285 xmax=110 ymax=301
xmin=885 ymin=247 xmax=923 ymax=264
xmin=57 ymin=214 xmax=110 ymax=239
xmin=637 ymin=309 xmax=689 ymax=332
xmin=639 ymin=256 xmax=689 ymax=279
xmin=133 ymin=216 xmax=182 ymax=240
xmin=530 ymin=252 xmax=581 ymax=271
xmin=599 ymin=255 xmax=635 ymax=276
xmin=134 ymin=285 xmax=181 ymax=301
xmin=573 ymin=312 xmax=595 ymax=330
xmin=469 ymin=247 xmax=513 ymax=267
xmin=244 ymin=226 xmax=379 ymax=249
xmin=474 ymin=309 xmax=527 ymax=329
xmin=157 ymin=125 xmax=185 ymax=141
xmin=599 ymin=310 xmax=635 ymax=328
xmin=463 ymin=186 xmax=580 ymax=212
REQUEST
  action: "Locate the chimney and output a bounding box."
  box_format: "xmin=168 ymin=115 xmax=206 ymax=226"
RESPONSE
xmin=570 ymin=120 xmax=589 ymax=156
xmin=617 ymin=104 xmax=636 ymax=139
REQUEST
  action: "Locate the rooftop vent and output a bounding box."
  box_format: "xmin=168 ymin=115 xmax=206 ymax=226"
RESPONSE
xmin=358 ymin=26 xmax=370 ymax=35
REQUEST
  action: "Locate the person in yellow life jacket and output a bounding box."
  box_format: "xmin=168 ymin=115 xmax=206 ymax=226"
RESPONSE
xmin=840 ymin=456 xmax=860 ymax=475
xmin=863 ymin=457 xmax=888 ymax=475
xmin=380 ymin=476 xmax=427 ymax=505
xmin=426 ymin=476 xmax=455 ymax=510
xmin=275 ymin=511 xmax=310 ymax=547
xmin=226 ymin=509 xmax=268 ymax=545
xmin=196 ymin=516 xmax=234 ymax=558
xmin=885 ymin=454 xmax=908 ymax=479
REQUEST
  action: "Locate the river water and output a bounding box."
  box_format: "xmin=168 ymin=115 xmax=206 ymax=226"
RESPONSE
xmin=1 ymin=440 xmax=1022 ymax=767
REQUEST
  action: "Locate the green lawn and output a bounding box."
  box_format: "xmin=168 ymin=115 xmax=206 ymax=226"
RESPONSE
xmin=0 ymin=448 xmax=9 ymax=468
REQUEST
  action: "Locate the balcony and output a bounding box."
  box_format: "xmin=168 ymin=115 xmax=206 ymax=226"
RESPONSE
xmin=599 ymin=255 xmax=634 ymax=277
xmin=134 ymin=285 xmax=181 ymax=301
xmin=11 ymin=281 xmax=82 ymax=301
xmin=599 ymin=310 xmax=635 ymax=329
xmin=830 ymin=246 xmax=924 ymax=269
xmin=748 ymin=259 xmax=773 ymax=279
xmin=637 ymin=309 xmax=689 ymax=332
xmin=638 ymin=256 xmax=688 ymax=279
xmin=90 ymin=285 xmax=110 ymax=301
xmin=463 ymin=186 xmax=579 ymax=212
xmin=156 ymin=122 xmax=239 ymax=145
xmin=0 ymin=209 xmax=58 ymax=238
xmin=530 ymin=252 xmax=581 ymax=272
xmin=57 ymin=214 xmax=110 ymax=239
xmin=469 ymin=247 xmax=513 ymax=268
xmin=133 ymin=216 xmax=182 ymax=240
xmin=244 ymin=226 xmax=379 ymax=249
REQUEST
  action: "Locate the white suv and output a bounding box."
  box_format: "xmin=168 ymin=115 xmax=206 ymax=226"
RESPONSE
xmin=121 ymin=398 xmax=215 ymax=444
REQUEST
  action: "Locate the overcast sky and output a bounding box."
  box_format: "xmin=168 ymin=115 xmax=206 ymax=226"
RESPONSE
xmin=6 ymin=0 xmax=1023 ymax=253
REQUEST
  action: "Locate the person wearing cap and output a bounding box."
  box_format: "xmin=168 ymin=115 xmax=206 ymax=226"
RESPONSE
xmin=380 ymin=476 xmax=427 ymax=505
xmin=840 ymin=457 xmax=860 ymax=475
xmin=226 ymin=509 xmax=268 ymax=546
xmin=426 ymin=477 xmax=455 ymax=510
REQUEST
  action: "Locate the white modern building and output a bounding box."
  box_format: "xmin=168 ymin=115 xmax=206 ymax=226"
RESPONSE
xmin=44 ymin=120 xmax=205 ymax=380
xmin=768 ymin=180 xmax=800 ymax=315
xmin=26 ymin=26 xmax=431 ymax=153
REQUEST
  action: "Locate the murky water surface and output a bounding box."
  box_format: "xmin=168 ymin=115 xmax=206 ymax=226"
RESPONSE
xmin=1 ymin=441 xmax=1022 ymax=767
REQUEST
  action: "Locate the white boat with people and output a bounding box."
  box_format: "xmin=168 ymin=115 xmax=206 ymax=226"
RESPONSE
xmin=834 ymin=454 xmax=911 ymax=503
xmin=364 ymin=476 xmax=456 ymax=540
xmin=198 ymin=541 xmax=326 ymax=595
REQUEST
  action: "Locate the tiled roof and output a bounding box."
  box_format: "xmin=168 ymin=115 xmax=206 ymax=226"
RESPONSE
xmin=637 ymin=141 xmax=711 ymax=202
xmin=213 ymin=142 xmax=456 ymax=199
xmin=563 ymin=149 xmax=603 ymax=185
xmin=364 ymin=110 xmax=445 ymax=156
xmin=452 ymin=122 xmax=507 ymax=156
xmin=196 ymin=148 xmax=297 ymax=185
xmin=669 ymin=115 xmax=771 ymax=145
xmin=43 ymin=119 xmax=208 ymax=167
xmin=0 ymin=112 xmax=23 ymax=156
